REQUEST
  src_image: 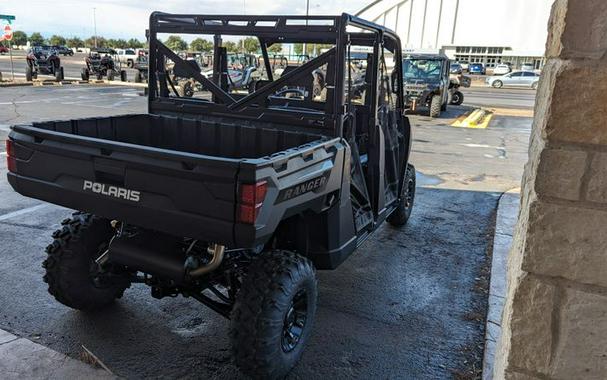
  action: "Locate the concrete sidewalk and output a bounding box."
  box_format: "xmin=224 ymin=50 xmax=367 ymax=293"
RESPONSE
xmin=482 ymin=189 xmax=521 ymax=380
xmin=0 ymin=329 xmax=114 ymax=379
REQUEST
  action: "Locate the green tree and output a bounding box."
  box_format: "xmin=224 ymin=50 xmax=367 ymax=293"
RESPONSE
xmin=164 ymin=35 xmax=188 ymax=51
xmin=48 ymin=35 xmax=66 ymax=46
xmin=223 ymin=41 xmax=238 ymax=53
xmin=127 ymin=38 xmax=144 ymax=49
xmin=242 ymin=37 xmax=260 ymax=53
xmin=267 ymin=43 xmax=283 ymax=53
xmin=190 ymin=38 xmax=213 ymax=52
xmin=66 ymin=37 xmax=84 ymax=48
xmin=85 ymin=36 xmax=107 ymax=48
xmin=12 ymin=31 xmax=27 ymax=46
xmin=107 ymin=38 xmax=128 ymax=49
xmin=29 ymin=32 xmax=45 ymax=46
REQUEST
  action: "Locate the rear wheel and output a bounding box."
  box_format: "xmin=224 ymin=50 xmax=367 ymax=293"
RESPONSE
xmin=230 ymin=250 xmax=317 ymax=379
xmin=387 ymin=164 xmax=416 ymax=227
xmin=429 ymin=95 xmax=442 ymax=118
xmin=97 ymin=73 xmax=103 ymax=80
xmin=134 ymin=71 xmax=142 ymax=83
xmin=492 ymin=80 xmax=503 ymax=89
xmin=120 ymin=70 xmax=127 ymax=82
xmin=42 ymin=213 xmax=131 ymax=311
xmin=81 ymin=68 xmax=90 ymax=81
xmin=107 ymin=70 xmax=115 ymax=81
xmin=450 ymin=90 xmax=464 ymax=105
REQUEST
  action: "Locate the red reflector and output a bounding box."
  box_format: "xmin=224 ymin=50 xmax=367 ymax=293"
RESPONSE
xmin=5 ymin=139 xmax=16 ymax=173
xmin=5 ymin=139 xmax=14 ymax=157
xmin=238 ymin=203 xmax=262 ymax=224
xmin=7 ymin=156 xmax=16 ymax=173
xmin=240 ymin=181 xmax=267 ymax=205
xmin=238 ymin=181 xmax=267 ymax=224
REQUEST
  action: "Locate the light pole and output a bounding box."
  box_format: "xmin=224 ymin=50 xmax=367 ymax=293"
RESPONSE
xmin=93 ymin=8 xmax=97 ymax=48
xmin=302 ymin=0 xmax=310 ymax=56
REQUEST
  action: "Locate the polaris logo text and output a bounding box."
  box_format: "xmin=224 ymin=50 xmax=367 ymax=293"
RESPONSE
xmin=83 ymin=180 xmax=141 ymax=202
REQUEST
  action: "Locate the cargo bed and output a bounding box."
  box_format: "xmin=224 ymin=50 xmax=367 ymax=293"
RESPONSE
xmin=7 ymin=114 xmax=339 ymax=247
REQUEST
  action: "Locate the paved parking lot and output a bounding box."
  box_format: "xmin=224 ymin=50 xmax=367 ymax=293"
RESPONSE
xmin=0 ymin=84 xmax=531 ymax=378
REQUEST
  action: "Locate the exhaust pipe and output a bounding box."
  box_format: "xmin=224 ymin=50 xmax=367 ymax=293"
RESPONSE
xmin=108 ymin=232 xmax=225 ymax=284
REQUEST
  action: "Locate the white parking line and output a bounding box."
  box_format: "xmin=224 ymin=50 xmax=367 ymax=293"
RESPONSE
xmin=0 ymin=204 xmax=49 ymax=222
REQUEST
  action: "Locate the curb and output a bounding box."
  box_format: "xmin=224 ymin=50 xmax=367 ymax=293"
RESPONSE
xmin=0 ymin=329 xmax=115 ymax=379
xmin=482 ymin=188 xmax=521 ymax=380
xmin=0 ymin=79 xmax=147 ymax=88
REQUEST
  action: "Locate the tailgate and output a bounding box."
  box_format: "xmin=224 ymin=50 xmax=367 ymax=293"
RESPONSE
xmin=7 ymin=125 xmax=240 ymax=246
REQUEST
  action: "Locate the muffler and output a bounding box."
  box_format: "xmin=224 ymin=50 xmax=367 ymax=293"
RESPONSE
xmin=108 ymin=231 xmax=226 ymax=284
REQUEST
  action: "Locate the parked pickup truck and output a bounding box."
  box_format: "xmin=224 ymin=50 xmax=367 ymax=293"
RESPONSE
xmin=115 ymin=48 xmax=138 ymax=68
xmin=6 ymin=12 xmax=415 ymax=379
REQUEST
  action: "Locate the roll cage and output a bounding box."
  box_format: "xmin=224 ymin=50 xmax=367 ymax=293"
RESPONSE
xmin=147 ymin=12 xmax=404 ymax=138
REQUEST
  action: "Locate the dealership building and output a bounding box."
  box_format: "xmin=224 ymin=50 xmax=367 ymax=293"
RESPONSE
xmin=356 ymin=0 xmax=554 ymax=70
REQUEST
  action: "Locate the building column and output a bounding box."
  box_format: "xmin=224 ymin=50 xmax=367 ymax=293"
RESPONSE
xmin=494 ymin=0 xmax=607 ymax=379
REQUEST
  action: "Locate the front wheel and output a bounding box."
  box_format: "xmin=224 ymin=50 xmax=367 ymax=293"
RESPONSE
xmin=230 ymin=250 xmax=317 ymax=379
xmin=387 ymin=164 xmax=416 ymax=227
xmin=429 ymin=94 xmax=441 ymax=118
xmin=25 ymin=66 xmax=33 ymax=82
xmin=42 ymin=212 xmax=131 ymax=311
xmin=492 ymin=80 xmax=503 ymax=89
xmin=120 ymin=70 xmax=127 ymax=82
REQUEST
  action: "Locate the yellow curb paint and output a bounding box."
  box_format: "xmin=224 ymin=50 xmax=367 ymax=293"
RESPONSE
xmin=451 ymin=108 xmax=493 ymax=129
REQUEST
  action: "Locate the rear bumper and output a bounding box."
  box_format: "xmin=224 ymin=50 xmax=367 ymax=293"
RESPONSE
xmin=8 ymin=172 xmax=237 ymax=246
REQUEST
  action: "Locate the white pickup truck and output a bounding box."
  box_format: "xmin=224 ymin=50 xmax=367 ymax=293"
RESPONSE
xmin=115 ymin=48 xmax=138 ymax=68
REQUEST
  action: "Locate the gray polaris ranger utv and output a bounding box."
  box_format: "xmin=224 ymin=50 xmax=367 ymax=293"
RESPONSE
xmin=6 ymin=12 xmax=415 ymax=379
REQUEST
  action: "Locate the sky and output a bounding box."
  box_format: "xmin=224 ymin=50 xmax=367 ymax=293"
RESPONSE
xmin=1 ymin=0 xmax=369 ymax=40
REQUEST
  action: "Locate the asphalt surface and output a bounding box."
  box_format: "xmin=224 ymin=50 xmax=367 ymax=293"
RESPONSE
xmin=461 ymin=87 xmax=537 ymax=109
xmin=0 ymin=84 xmax=531 ymax=379
xmin=0 ymin=50 xmax=142 ymax=82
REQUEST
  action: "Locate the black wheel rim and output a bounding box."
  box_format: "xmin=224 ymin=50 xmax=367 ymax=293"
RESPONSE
xmin=281 ymin=289 xmax=308 ymax=353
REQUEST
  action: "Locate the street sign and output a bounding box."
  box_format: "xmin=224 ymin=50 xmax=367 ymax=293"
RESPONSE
xmin=3 ymin=24 xmax=12 ymax=41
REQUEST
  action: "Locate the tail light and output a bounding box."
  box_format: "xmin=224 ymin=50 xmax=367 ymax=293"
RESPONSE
xmin=5 ymin=139 xmax=16 ymax=173
xmin=238 ymin=181 xmax=268 ymax=224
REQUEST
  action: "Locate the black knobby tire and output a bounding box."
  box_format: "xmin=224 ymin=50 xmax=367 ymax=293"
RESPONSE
xmin=42 ymin=212 xmax=131 ymax=311
xmin=120 ymin=70 xmax=127 ymax=82
xmin=107 ymin=70 xmax=115 ymax=81
xmin=134 ymin=71 xmax=142 ymax=83
xmin=179 ymin=80 xmax=194 ymax=97
xmin=81 ymin=68 xmax=89 ymax=81
xmin=97 ymin=73 xmax=103 ymax=80
xmin=230 ymin=250 xmax=318 ymax=379
xmin=25 ymin=66 xmax=33 ymax=82
xmin=387 ymin=164 xmax=416 ymax=227
xmin=55 ymin=66 xmax=64 ymax=82
xmin=429 ymin=94 xmax=442 ymax=118
xmin=451 ymin=90 xmax=464 ymax=105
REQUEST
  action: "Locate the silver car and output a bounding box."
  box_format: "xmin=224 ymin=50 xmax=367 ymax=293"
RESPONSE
xmin=486 ymin=70 xmax=540 ymax=89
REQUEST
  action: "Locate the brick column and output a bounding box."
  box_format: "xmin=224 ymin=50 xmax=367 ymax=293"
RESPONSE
xmin=494 ymin=0 xmax=607 ymax=379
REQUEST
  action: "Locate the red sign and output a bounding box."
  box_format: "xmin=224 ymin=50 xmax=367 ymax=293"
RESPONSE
xmin=3 ymin=24 xmax=12 ymax=41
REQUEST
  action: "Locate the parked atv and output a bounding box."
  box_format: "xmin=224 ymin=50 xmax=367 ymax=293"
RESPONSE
xmin=402 ymin=53 xmax=450 ymax=117
xmin=448 ymin=74 xmax=471 ymax=106
xmin=133 ymin=55 xmax=148 ymax=83
xmin=6 ymin=13 xmax=414 ymax=380
xmin=25 ymin=46 xmax=64 ymax=82
xmin=81 ymin=48 xmax=127 ymax=82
